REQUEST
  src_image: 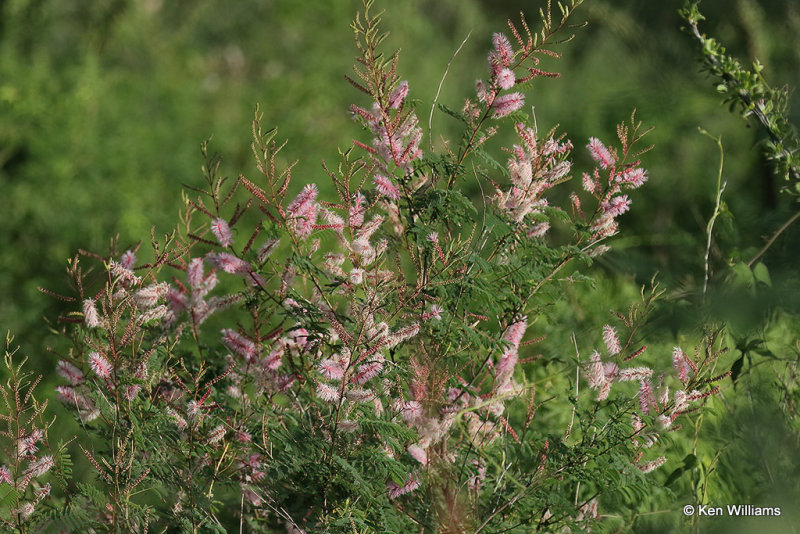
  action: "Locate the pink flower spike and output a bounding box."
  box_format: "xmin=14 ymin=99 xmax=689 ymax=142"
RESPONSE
xmin=57 ymin=360 xmax=84 ymax=385
xmin=287 ymin=184 xmax=318 ymax=217
xmin=373 ymin=174 xmax=401 ymax=200
xmin=492 ymin=33 xmax=513 ymax=65
xmin=0 ymin=466 xmax=11 ymax=484
xmin=616 ymin=366 xmax=653 ymax=382
xmin=672 ymin=347 xmax=691 ymax=383
xmin=211 ymin=218 xmax=233 ymax=247
xmin=221 ymin=329 xmax=258 ymax=362
xmin=497 ymin=68 xmax=515 ymax=90
xmin=24 ymin=456 xmax=53 ymax=478
xmin=584 ymin=351 xmax=606 ymax=391
xmin=400 ymin=400 xmax=423 ymax=423
xmin=388 ymin=81 xmax=409 ymax=109
xmin=387 ymin=474 xmax=421 ymax=499
xmin=88 ymin=352 xmax=112 ymax=379
xmin=639 ymin=380 xmax=655 ymax=415
xmin=120 ymin=250 xmax=136 ymax=270
xmin=82 ymin=299 xmax=101 ymax=328
xmin=407 ymin=445 xmax=428 ymax=465
xmin=621 ymin=167 xmax=648 ymax=188
xmin=318 ymin=359 xmax=345 ymax=381
xmin=582 ymin=172 xmax=597 ymax=194
xmin=602 ymin=195 xmax=631 ymax=218
xmin=587 ymin=137 xmax=615 ymax=169
xmin=205 ymin=252 xmax=252 ymax=274
xmin=207 ymin=425 xmax=226 ymax=445
xmin=350 ymin=268 xmax=364 ymax=285
xmin=354 ymin=361 xmax=383 ymax=384
xmin=502 ymin=317 xmax=528 ymax=350
xmin=637 ymin=456 xmax=667 ymax=474
xmin=492 ymin=92 xmax=525 ymax=118
xmin=316 ymin=382 xmax=340 ymax=402
xmin=526 ymin=222 xmax=549 ymax=238
xmin=602 ymin=325 xmax=621 ymax=356
xmin=349 ymin=192 xmax=366 ymax=228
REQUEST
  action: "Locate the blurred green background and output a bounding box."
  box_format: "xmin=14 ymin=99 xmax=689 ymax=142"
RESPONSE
xmin=2 ymin=0 xmax=800 ymax=531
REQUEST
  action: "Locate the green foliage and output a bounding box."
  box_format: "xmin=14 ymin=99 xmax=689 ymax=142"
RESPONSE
xmin=681 ymin=1 xmax=800 ymax=192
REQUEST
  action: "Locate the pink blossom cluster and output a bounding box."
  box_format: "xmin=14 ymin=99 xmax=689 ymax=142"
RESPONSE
xmin=580 ymin=137 xmax=648 ymax=239
xmin=165 ymin=256 xmax=240 ymax=326
xmin=474 ymin=33 xmax=525 ymax=118
xmin=0 ymin=430 xmax=52 ymax=522
xmin=496 ymin=123 xmax=573 ymax=237
xmin=351 ymin=79 xmax=423 ymax=201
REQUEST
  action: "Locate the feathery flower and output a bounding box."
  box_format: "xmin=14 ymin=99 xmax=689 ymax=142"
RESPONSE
xmin=124 ymin=385 xmax=141 ymax=401
xmin=205 ymin=252 xmax=252 ymax=274
xmin=133 ymin=283 xmax=169 ymax=309
xmin=350 ymin=268 xmax=364 ymax=285
xmin=407 ymin=445 xmax=428 ymax=465
xmin=582 ymin=172 xmax=598 ymax=194
xmin=495 ymin=349 xmax=518 ymax=387
xmin=423 ymin=304 xmax=443 ymax=321
xmin=316 ymin=382 xmax=340 ymax=402
xmin=120 ymin=250 xmax=137 ymax=270
xmin=318 ymin=359 xmax=345 ymax=381
xmin=354 ymin=361 xmax=383 ymax=384
xmin=387 ymin=474 xmax=420 ymax=499
xmin=492 ymin=92 xmax=525 ymax=118
xmin=349 ymin=192 xmax=366 ymax=228
xmin=18 ymin=429 xmax=43 ymax=456
xmin=211 ymin=218 xmax=233 ymax=247
xmin=287 ymin=184 xmax=318 ymax=217
xmin=602 ymin=195 xmax=631 ymax=218
xmin=286 ymin=184 xmax=319 ymax=237
xmin=637 ymin=456 xmax=667 ymax=474
xmin=0 ymin=466 xmax=11 ymax=484
xmin=616 ymin=367 xmax=653 ymax=382
xmin=492 ymin=33 xmax=513 ymax=66
xmin=373 ymin=174 xmax=401 ymax=200
xmin=526 ymin=222 xmax=550 ymax=238
xmin=88 ymin=352 xmax=112 ymax=379
xmin=109 ymin=260 xmax=141 ymax=287
xmin=221 ymin=329 xmax=258 ymax=362
xmin=602 ymin=325 xmax=621 ymax=356
xmin=584 ymin=351 xmax=606 ymax=391
xmin=497 ymin=68 xmax=515 ymax=90
xmin=82 ymin=299 xmax=101 ymax=328
xmin=57 ymin=360 xmax=84 ymax=385
xmin=639 ymin=380 xmax=655 ymax=414
xmin=388 ymin=80 xmax=409 ymax=109
xmin=502 ymin=317 xmax=528 ymax=350
xmin=387 ymin=323 xmax=420 ymax=348
xmin=620 ymin=167 xmax=648 ymax=188
xmin=399 ymin=400 xmax=423 ymax=423
xmin=587 ymin=137 xmax=615 ymax=169
xmin=166 ymin=407 xmax=188 ymax=431
xmin=24 ymin=456 xmax=53 ymax=478
xmin=207 ymin=425 xmax=226 ymax=445
xmin=672 ymin=347 xmax=691 ymax=383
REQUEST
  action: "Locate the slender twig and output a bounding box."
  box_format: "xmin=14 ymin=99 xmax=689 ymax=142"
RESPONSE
xmin=428 ymin=31 xmax=472 ymax=151
xmin=698 ymin=128 xmax=726 ymax=300
xmin=747 ymin=210 xmax=800 ymax=268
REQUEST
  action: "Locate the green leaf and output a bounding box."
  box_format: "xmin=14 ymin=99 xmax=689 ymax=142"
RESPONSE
xmin=752 ymin=262 xmax=772 ymax=287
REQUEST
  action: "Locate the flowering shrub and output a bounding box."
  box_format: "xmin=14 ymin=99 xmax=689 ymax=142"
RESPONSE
xmin=11 ymin=1 xmax=735 ymax=532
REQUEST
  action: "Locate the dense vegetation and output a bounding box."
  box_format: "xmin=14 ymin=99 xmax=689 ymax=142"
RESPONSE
xmin=1 ymin=0 xmax=799 ymax=532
